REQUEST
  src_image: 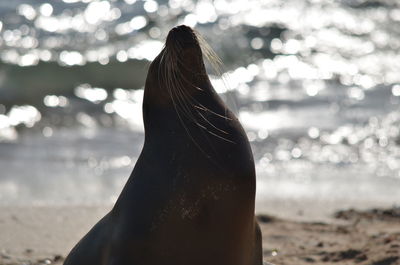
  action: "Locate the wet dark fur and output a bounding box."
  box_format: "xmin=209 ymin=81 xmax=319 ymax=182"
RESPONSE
xmin=64 ymin=25 xmax=263 ymax=265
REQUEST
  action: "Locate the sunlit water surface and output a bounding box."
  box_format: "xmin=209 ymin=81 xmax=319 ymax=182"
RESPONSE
xmin=0 ymin=0 xmax=400 ymax=216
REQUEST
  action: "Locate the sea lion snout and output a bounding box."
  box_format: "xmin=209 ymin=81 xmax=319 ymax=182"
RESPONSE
xmin=163 ymin=25 xmax=205 ymax=79
xmin=167 ymin=25 xmax=199 ymax=48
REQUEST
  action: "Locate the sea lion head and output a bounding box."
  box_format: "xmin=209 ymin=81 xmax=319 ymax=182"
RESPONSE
xmin=164 ymin=25 xmax=207 ymax=79
xmin=144 ymin=25 xmax=221 ymax=107
xmin=143 ymin=25 xmax=235 ymax=153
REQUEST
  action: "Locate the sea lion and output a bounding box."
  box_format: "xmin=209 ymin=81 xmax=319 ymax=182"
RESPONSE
xmin=64 ymin=25 xmax=263 ymax=265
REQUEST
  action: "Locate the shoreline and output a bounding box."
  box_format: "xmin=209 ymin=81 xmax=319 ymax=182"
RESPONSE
xmin=0 ymin=205 xmax=399 ymax=265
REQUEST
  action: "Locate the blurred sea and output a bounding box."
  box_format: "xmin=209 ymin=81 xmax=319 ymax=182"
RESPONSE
xmin=0 ymin=0 xmax=400 ymax=215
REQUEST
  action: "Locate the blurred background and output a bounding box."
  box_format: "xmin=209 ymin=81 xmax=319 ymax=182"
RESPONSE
xmin=0 ymin=0 xmax=399 ymax=218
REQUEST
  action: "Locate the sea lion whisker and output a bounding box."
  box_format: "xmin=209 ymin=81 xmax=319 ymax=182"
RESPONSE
xmin=171 ymin=83 xmax=203 ymax=134
xmin=192 ymin=121 xmax=233 ymax=146
xmin=174 ymin=92 xmax=198 ymax=125
xmin=165 ymin=63 xmax=205 ymax=155
xmin=169 ymin=69 xmax=207 ymax=111
xmin=166 ymin=41 xmax=231 ymax=122
xmin=173 ymin=81 xmax=211 ymax=131
xmin=171 ymin=90 xmax=213 ymax=159
xmin=204 ymin=128 xmax=236 ymax=144
xmin=172 ymin=79 xmax=233 ymax=142
xmin=169 ymin=69 xmax=200 ymax=124
xmin=194 ymin=104 xmax=232 ymax=120
xmin=196 ymin=111 xmax=229 ymax=135
xmin=195 ymin=30 xmax=239 ymax=118
xmin=175 ymin=65 xmax=204 ymax=91
xmin=182 ymin=88 xmax=231 ymax=122
xmin=172 ymin=73 xmax=198 ymax=110
xmin=163 ymin=51 xmax=182 ymax=119
xmin=172 ymin=58 xmax=203 ymax=92
xmin=195 ymin=110 xmax=237 ymax=144
xmin=167 ymin=63 xmax=233 ymax=144
xmin=170 ymin=64 xmax=234 ymax=139
xmin=158 ymin=49 xmax=167 ymax=89
xmin=195 ymin=30 xmax=223 ymax=73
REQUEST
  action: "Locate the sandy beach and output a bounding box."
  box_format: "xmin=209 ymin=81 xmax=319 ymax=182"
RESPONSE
xmin=0 ymin=206 xmax=399 ymax=265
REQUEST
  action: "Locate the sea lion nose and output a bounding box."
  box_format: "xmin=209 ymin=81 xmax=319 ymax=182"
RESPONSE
xmin=170 ymin=25 xmax=194 ymax=37
xmin=172 ymin=25 xmax=192 ymax=32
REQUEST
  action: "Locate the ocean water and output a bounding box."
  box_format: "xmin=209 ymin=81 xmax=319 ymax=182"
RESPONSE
xmin=0 ymin=0 xmax=399 ymax=215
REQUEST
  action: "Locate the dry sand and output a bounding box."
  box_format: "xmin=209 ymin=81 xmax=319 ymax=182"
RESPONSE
xmin=0 ymin=206 xmax=399 ymax=265
xmin=261 ymin=208 xmax=400 ymax=265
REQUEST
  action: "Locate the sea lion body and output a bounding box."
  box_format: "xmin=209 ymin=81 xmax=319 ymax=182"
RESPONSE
xmin=64 ymin=25 xmax=263 ymax=265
